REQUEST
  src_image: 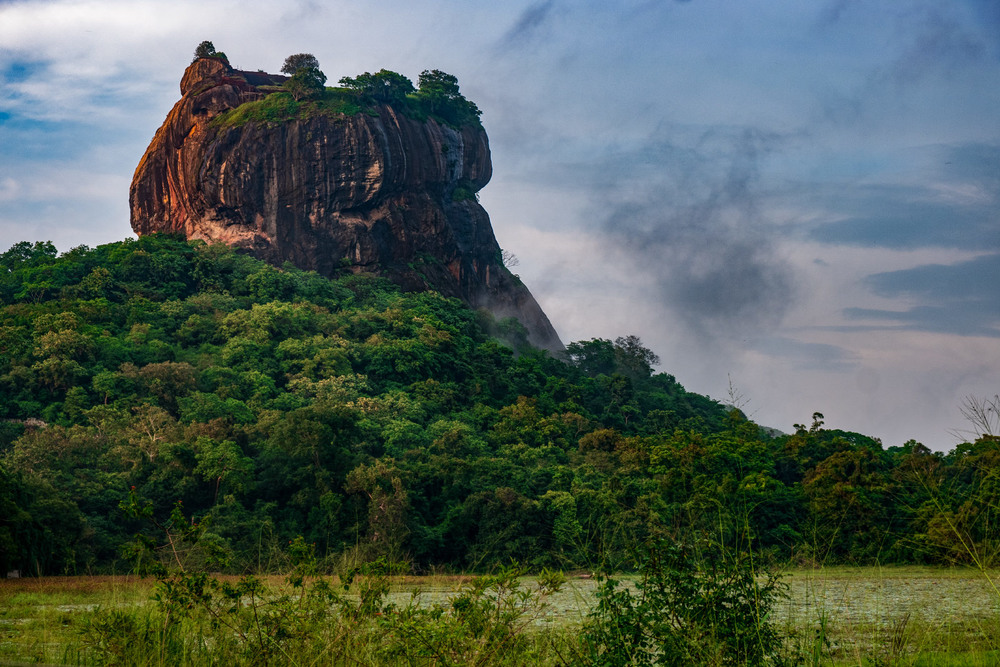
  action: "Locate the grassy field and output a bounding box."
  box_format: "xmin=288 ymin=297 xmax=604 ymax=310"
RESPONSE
xmin=778 ymin=566 xmax=1000 ymax=665
xmin=1 ymin=567 xmax=998 ymax=665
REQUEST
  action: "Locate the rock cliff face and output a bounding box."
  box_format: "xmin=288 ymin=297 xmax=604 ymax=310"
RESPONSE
xmin=131 ymin=58 xmax=562 ymax=351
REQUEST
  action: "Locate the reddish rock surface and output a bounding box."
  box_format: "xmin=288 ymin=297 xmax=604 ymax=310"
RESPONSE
xmin=130 ymin=58 xmax=562 ymax=351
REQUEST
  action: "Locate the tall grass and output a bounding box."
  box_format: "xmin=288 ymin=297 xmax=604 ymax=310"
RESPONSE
xmin=2 ymin=566 xmax=1000 ymax=665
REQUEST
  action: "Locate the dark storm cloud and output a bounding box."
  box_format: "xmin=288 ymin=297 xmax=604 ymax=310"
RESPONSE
xmin=810 ymin=193 xmax=999 ymax=250
xmin=586 ymin=127 xmax=796 ymax=340
xmin=495 ymin=0 xmax=555 ymax=52
xmin=845 ymin=253 xmax=1000 ymax=337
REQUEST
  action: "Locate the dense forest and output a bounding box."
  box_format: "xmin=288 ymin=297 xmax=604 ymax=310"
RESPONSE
xmin=0 ymin=235 xmax=996 ymax=576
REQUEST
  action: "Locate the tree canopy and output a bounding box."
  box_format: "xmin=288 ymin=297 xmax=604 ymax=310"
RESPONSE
xmin=334 ymin=67 xmax=482 ymax=128
xmin=339 ymin=69 xmax=416 ymax=106
xmin=281 ymin=53 xmax=320 ymax=75
xmin=0 ymin=235 xmax=994 ymax=575
xmin=414 ymin=69 xmax=482 ymax=126
xmin=283 ymin=66 xmax=327 ymax=101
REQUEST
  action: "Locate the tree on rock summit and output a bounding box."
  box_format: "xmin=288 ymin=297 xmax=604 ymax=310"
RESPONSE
xmin=281 ymin=53 xmax=321 ymax=75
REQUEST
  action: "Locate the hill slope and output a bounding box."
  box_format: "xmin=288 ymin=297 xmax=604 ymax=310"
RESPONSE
xmin=2 ymin=236 xmax=996 ymax=575
xmin=0 ymin=236 xmax=729 ymax=573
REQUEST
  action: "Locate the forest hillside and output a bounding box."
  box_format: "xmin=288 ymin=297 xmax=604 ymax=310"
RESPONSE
xmin=0 ymin=235 xmax=995 ymax=575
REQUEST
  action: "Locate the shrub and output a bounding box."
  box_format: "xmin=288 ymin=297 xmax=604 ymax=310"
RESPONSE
xmin=578 ymin=538 xmax=787 ymax=666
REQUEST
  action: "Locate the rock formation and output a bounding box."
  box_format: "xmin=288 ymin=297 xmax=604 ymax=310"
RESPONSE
xmin=130 ymin=58 xmax=562 ymax=351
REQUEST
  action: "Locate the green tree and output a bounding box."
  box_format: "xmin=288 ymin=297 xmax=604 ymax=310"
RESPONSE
xmin=614 ymin=335 xmax=660 ymax=379
xmin=280 ymin=53 xmax=320 ymax=75
xmin=344 ymin=459 xmax=410 ymax=562
xmin=413 ymin=69 xmax=482 ymax=126
xmin=192 ymin=41 xmax=227 ymax=63
xmin=339 ymin=69 xmax=415 ymax=105
xmin=193 ymin=41 xmax=216 ymax=60
xmin=284 ymin=67 xmax=327 ymax=101
xmin=194 ymin=437 xmax=253 ymax=504
xmin=802 ymin=447 xmax=895 ymax=562
xmin=1 ymin=240 xmax=57 ymax=270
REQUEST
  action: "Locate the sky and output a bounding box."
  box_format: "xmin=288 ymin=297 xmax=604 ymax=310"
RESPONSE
xmin=1 ymin=0 xmax=997 ymax=450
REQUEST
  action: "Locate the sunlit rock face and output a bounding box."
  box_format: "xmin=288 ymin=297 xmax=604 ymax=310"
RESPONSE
xmin=131 ymin=58 xmax=562 ymax=351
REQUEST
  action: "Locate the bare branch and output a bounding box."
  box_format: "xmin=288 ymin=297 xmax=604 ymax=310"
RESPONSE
xmin=949 ymin=393 xmax=1000 ymax=442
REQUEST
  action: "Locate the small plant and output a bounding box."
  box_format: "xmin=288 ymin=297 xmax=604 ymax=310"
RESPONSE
xmin=81 ymin=608 xmax=179 ymax=666
xmin=380 ymin=564 xmax=565 ymax=665
xmin=452 ymin=179 xmax=480 ymax=202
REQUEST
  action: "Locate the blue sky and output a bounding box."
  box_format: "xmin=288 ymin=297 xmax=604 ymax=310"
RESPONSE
xmin=1 ymin=0 xmax=997 ymax=449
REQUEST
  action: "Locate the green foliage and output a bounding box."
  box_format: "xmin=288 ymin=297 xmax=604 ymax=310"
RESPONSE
xmin=83 ymin=607 xmax=185 ymax=665
xmin=99 ymin=495 xmax=396 ymax=665
xmin=79 ymin=522 xmax=567 ymax=666
xmin=192 ymin=40 xmax=227 ymax=64
xmin=277 ymin=52 xmax=327 ymax=102
xmin=281 ymin=52 xmax=320 ymax=75
xmin=382 ymin=564 xmax=565 ymax=665
xmin=283 ymin=66 xmax=327 ymax=101
xmin=579 ymin=539 xmax=786 ymax=666
xmin=212 ymin=65 xmax=482 ymax=134
xmin=335 ymin=67 xmax=483 ymax=127
xmin=567 ymin=335 xmax=659 ymax=380
xmin=1 ymin=233 xmax=994 ymax=577
xmin=339 ymin=69 xmax=416 ymax=105
xmin=412 ymin=69 xmax=483 ymax=127
xmin=210 ymin=90 xmax=361 ymax=129
xmin=452 ymin=178 xmax=480 ymax=202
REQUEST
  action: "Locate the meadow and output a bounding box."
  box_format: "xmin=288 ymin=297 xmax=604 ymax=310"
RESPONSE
xmin=1 ymin=566 xmax=998 ymax=666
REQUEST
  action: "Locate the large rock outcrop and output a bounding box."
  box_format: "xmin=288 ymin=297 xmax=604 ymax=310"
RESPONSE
xmin=130 ymin=58 xmax=562 ymax=351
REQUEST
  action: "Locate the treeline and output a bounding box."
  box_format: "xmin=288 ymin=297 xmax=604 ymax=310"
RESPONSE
xmin=0 ymin=235 xmax=996 ymax=575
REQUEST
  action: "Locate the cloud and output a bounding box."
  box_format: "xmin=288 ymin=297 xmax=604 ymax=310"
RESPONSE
xmin=807 ymin=143 xmax=1000 ymax=250
xmin=495 ymin=0 xmax=555 ymax=52
xmin=879 ymin=8 xmax=987 ymax=88
xmin=747 ymin=335 xmax=857 ymax=371
xmin=582 ymin=126 xmax=796 ymax=342
xmin=809 ymin=193 xmax=998 ymax=250
xmin=811 ymin=3 xmax=998 ymax=133
xmin=844 ymin=253 xmax=1000 ymax=337
xmin=0 ymin=177 xmax=18 ymax=201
